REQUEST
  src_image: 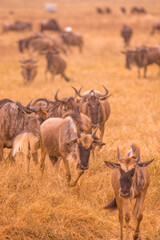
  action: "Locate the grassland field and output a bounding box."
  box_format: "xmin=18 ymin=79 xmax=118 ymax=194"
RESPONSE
xmin=0 ymin=0 xmax=160 ymax=239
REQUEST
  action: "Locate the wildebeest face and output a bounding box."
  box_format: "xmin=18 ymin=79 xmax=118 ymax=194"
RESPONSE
xmin=119 ymin=167 xmax=135 ymax=198
xmin=87 ymin=96 xmax=100 ymax=127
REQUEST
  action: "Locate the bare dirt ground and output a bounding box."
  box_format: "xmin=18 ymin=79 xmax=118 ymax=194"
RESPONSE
xmin=0 ymin=0 xmax=160 ymax=239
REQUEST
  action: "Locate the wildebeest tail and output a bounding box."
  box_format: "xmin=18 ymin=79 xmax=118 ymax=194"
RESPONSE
xmin=104 ymin=198 xmax=117 ymax=210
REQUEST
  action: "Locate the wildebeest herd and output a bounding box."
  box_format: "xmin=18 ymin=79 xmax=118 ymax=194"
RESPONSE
xmin=0 ymin=1 xmax=160 ymax=240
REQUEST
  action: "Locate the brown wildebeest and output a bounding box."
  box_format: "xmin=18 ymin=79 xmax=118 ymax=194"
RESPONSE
xmin=104 ymin=144 xmax=154 ymax=240
xmin=45 ymin=49 xmax=70 ymax=82
xmin=0 ymin=99 xmax=47 ymax=163
xmin=120 ymin=7 xmax=126 ymax=14
xmin=122 ymin=45 xmax=160 ymax=78
xmin=121 ymin=25 xmax=133 ymax=47
xmin=72 ymin=86 xmax=111 ymax=141
xmin=40 ymin=114 xmax=105 ymax=187
xmin=96 ymin=7 xmax=104 ymax=14
xmin=40 ymin=19 xmax=62 ymax=32
xmin=2 ymin=21 xmax=32 ymax=33
xmin=105 ymin=7 xmax=111 ymax=14
xmin=60 ymin=31 xmax=83 ymax=53
xmin=20 ymin=58 xmax=38 ymax=84
xmin=151 ymin=21 xmax=160 ymax=35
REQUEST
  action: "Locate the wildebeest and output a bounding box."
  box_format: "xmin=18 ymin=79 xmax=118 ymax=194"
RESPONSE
xmin=0 ymin=99 xmax=47 ymax=162
xmin=2 ymin=21 xmax=32 ymax=33
xmin=20 ymin=58 xmax=38 ymax=84
xmin=120 ymin=7 xmax=126 ymax=14
xmin=104 ymin=144 xmax=154 ymax=240
xmin=72 ymin=86 xmax=111 ymax=141
xmin=131 ymin=6 xmax=147 ymax=14
xmin=45 ymin=49 xmax=70 ymax=81
xmin=60 ymin=30 xmax=83 ymax=53
xmin=40 ymin=114 xmax=104 ymax=187
xmin=12 ymin=132 xmax=40 ymax=173
xmin=96 ymin=7 xmax=104 ymax=14
xmin=151 ymin=21 xmax=160 ymax=35
xmin=40 ymin=19 xmax=62 ymax=32
xmin=105 ymin=7 xmax=111 ymax=14
xmin=122 ymin=45 xmax=160 ymax=78
xmin=121 ymin=24 xmax=133 ymax=47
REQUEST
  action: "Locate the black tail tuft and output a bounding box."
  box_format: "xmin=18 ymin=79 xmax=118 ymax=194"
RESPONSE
xmin=104 ymin=198 xmax=117 ymax=210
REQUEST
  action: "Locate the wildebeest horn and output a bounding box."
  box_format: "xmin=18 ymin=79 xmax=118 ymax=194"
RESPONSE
xmin=71 ymin=86 xmax=84 ymax=98
xmin=32 ymin=98 xmax=49 ymax=107
xmin=0 ymin=98 xmax=14 ymax=109
xmin=70 ymin=87 xmax=78 ymax=99
xmin=91 ymin=124 xmax=99 ymax=138
xmin=117 ymin=147 xmax=122 ymax=161
xmin=54 ymin=89 xmax=64 ymax=103
xmin=26 ymin=99 xmax=33 ymax=108
xmin=16 ymin=101 xmax=33 ymax=114
xmin=97 ymin=85 xmax=109 ymax=98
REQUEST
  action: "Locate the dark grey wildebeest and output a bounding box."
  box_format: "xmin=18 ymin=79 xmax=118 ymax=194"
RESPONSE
xmin=0 ymin=99 xmax=47 ymax=165
xmin=104 ymin=143 xmax=154 ymax=240
xmin=40 ymin=19 xmax=62 ymax=32
xmin=122 ymin=45 xmax=160 ymax=78
xmin=60 ymin=31 xmax=83 ymax=53
xmin=3 ymin=21 xmax=32 ymax=33
xmin=151 ymin=21 xmax=160 ymax=35
xmin=72 ymin=86 xmax=111 ymax=141
xmin=121 ymin=24 xmax=133 ymax=47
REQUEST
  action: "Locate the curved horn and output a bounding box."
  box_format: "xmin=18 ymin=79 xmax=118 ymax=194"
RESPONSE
xmin=0 ymin=98 xmax=14 ymax=109
xmin=54 ymin=89 xmax=64 ymax=103
xmin=117 ymin=147 xmax=122 ymax=162
xmin=98 ymin=85 xmax=109 ymax=98
xmin=16 ymin=101 xmax=33 ymax=114
xmin=26 ymin=99 xmax=33 ymax=108
xmin=91 ymin=124 xmax=99 ymax=138
xmin=70 ymin=87 xmax=78 ymax=99
xmin=32 ymin=98 xmax=49 ymax=107
xmin=71 ymin=86 xmax=84 ymax=98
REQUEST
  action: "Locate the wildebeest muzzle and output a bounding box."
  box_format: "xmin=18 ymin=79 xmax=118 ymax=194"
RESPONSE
xmin=77 ymin=142 xmax=92 ymax=170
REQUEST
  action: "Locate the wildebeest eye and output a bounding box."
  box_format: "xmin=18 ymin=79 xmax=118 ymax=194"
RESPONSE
xmin=129 ymin=168 xmax=135 ymax=177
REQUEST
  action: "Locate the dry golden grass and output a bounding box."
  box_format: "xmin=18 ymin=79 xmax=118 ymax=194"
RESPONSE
xmin=0 ymin=0 xmax=160 ymax=239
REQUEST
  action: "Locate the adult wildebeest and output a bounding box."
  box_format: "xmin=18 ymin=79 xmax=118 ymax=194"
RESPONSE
xmin=105 ymin=7 xmax=111 ymax=14
xmin=40 ymin=114 xmax=104 ymax=187
xmin=40 ymin=19 xmax=62 ymax=32
xmin=131 ymin=7 xmax=147 ymax=14
xmin=72 ymin=86 xmax=111 ymax=141
xmin=60 ymin=31 xmax=83 ymax=53
xmin=120 ymin=7 xmax=126 ymax=14
xmin=45 ymin=49 xmax=70 ymax=82
xmin=121 ymin=25 xmax=133 ymax=47
xmin=151 ymin=21 xmax=160 ymax=35
xmin=2 ymin=21 xmax=32 ymax=33
xmin=96 ymin=7 xmax=104 ymax=14
xmin=18 ymin=33 xmax=66 ymax=55
xmin=104 ymin=144 xmax=154 ymax=240
xmin=0 ymin=99 xmax=47 ymax=163
xmin=20 ymin=58 xmax=38 ymax=84
xmin=122 ymin=45 xmax=160 ymax=78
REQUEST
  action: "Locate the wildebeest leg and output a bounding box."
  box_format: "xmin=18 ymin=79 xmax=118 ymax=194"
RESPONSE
xmin=69 ymin=169 xmax=84 ymax=187
xmin=26 ymin=151 xmax=31 ymax=173
xmin=61 ymin=73 xmax=70 ymax=82
xmin=40 ymin=144 xmax=47 ymax=177
xmin=99 ymin=123 xmax=105 ymax=142
xmin=138 ymin=68 xmax=141 ymax=78
xmin=62 ymin=158 xmax=71 ymax=182
xmin=144 ymin=66 xmax=147 ymax=78
xmin=133 ymin=191 xmax=146 ymax=240
xmin=124 ymin=200 xmax=130 ymax=240
xmin=0 ymin=142 xmax=4 ymax=161
xmin=116 ymin=197 xmax=124 ymax=240
xmin=32 ymin=151 xmax=38 ymax=165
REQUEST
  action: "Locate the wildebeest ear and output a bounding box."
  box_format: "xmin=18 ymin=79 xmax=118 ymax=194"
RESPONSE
xmin=104 ymin=161 xmax=120 ymax=169
xmin=66 ymin=138 xmax=77 ymax=147
xmin=93 ymin=140 xmax=106 ymax=147
xmin=137 ymin=159 xmax=154 ymax=167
